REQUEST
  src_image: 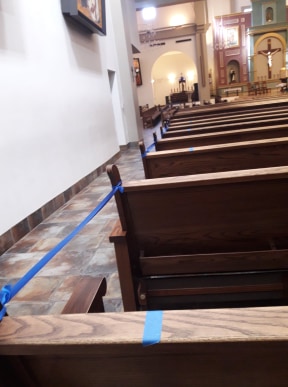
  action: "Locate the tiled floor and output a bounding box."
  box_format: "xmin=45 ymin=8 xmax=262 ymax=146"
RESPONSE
xmin=0 ymin=124 xmax=161 ymax=316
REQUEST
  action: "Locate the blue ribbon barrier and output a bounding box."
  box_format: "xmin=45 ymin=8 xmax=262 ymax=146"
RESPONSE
xmin=0 ymin=182 xmax=123 ymax=321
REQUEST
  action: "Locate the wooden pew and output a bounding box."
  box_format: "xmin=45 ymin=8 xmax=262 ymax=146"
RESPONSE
xmin=153 ymin=124 xmax=288 ymax=151
xmin=140 ymin=137 xmax=288 ymax=178
xmin=168 ymin=108 xmax=288 ymax=129
xmin=162 ymin=116 xmax=288 ymax=138
xmin=171 ymin=98 xmax=288 ymax=120
xmin=108 ymin=164 xmax=288 ymax=312
xmin=2 ymin=307 xmax=288 ymax=386
xmin=141 ymin=105 xmax=170 ymax=128
xmin=61 ymin=276 xmax=107 ymax=314
xmin=169 ymin=104 xmax=288 ymax=125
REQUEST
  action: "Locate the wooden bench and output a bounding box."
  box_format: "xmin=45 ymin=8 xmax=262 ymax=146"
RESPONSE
xmin=162 ymin=116 xmax=288 ymax=138
xmin=140 ymin=137 xmax=288 ymax=178
xmin=108 ymin=164 xmax=288 ymax=312
xmin=61 ymin=276 xmax=107 ymax=314
xmin=171 ymin=98 xmax=288 ymax=120
xmin=153 ymin=124 xmax=288 ymax=151
xmin=141 ymin=105 xmax=165 ymax=128
xmin=167 ymin=107 xmax=288 ymax=129
xmin=2 ymin=307 xmax=288 ymax=386
xmin=168 ymin=105 xmax=288 ymax=128
xmin=161 ymin=106 xmax=178 ymax=126
xmin=223 ymin=87 xmax=242 ymax=96
xmin=170 ymin=91 xmax=189 ymax=106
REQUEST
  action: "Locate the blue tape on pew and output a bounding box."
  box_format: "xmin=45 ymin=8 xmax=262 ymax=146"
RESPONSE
xmin=187 ymin=128 xmax=192 ymax=131
xmin=142 ymin=142 xmax=156 ymax=158
xmin=189 ymin=147 xmax=194 ymax=152
xmin=142 ymin=310 xmax=163 ymax=347
xmin=0 ymin=182 xmax=123 ymax=321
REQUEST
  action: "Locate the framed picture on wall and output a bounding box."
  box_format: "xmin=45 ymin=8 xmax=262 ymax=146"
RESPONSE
xmin=133 ymin=58 xmax=142 ymax=86
xmin=61 ymin=0 xmax=106 ymax=35
xmin=224 ymin=26 xmax=239 ymax=48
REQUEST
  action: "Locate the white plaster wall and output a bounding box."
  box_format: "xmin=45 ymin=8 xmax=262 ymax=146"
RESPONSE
xmin=0 ymin=0 xmax=121 ymax=235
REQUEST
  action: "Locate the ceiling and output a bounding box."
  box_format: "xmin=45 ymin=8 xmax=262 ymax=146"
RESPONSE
xmin=134 ymin=0 xmax=197 ymax=10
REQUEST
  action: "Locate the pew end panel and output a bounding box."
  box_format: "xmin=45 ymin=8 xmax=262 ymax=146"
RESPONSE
xmin=107 ymin=164 xmax=288 ymax=311
xmin=138 ymin=141 xmax=150 ymax=180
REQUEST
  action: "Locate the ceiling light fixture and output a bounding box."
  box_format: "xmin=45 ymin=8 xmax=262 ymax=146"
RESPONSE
xmin=142 ymin=7 xmax=156 ymax=21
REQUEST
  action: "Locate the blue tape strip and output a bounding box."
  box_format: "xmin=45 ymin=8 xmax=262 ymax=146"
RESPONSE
xmin=146 ymin=142 xmax=156 ymax=153
xmin=0 ymin=182 xmax=123 ymax=321
xmin=187 ymin=128 xmax=192 ymax=131
xmin=142 ymin=142 xmax=156 ymax=158
xmin=189 ymin=147 xmax=194 ymax=152
xmin=143 ymin=310 xmax=163 ymax=347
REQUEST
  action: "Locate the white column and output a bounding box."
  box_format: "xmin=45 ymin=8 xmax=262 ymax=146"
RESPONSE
xmin=194 ymin=0 xmax=211 ymax=103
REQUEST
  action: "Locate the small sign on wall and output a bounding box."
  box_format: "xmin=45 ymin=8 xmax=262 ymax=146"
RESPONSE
xmin=61 ymin=0 xmax=106 ymax=35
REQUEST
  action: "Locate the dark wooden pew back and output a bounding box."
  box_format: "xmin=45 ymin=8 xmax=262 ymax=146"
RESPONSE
xmin=169 ymin=105 xmax=288 ymax=126
xmin=155 ymin=124 xmax=288 ymax=151
xmin=171 ymin=98 xmax=288 ymax=120
xmin=108 ymin=165 xmax=288 ymax=311
xmin=140 ymin=137 xmax=288 ymax=178
xmin=2 ymin=307 xmax=288 ymax=386
xmin=163 ymin=116 xmax=288 ymax=138
xmin=168 ymin=110 xmax=288 ymax=130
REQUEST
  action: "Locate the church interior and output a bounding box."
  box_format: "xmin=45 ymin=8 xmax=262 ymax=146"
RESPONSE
xmin=1 ymin=1 xmax=288 ymax=384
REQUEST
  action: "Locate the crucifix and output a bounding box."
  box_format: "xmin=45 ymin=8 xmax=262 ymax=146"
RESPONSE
xmin=258 ymin=38 xmax=281 ymax=79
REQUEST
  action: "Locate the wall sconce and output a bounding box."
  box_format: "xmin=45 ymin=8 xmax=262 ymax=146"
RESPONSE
xmin=187 ymin=71 xmax=194 ymax=82
xmin=168 ymin=73 xmax=176 ymax=84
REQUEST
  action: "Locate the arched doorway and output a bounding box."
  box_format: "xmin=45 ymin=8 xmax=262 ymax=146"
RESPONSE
xmin=151 ymin=51 xmax=197 ymax=105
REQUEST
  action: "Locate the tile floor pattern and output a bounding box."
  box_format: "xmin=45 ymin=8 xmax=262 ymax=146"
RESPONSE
xmin=0 ymin=124 xmax=160 ymax=316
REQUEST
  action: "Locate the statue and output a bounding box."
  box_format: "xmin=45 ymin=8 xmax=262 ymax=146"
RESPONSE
xmin=178 ymin=74 xmax=186 ymax=92
xmin=229 ymin=69 xmax=236 ymax=84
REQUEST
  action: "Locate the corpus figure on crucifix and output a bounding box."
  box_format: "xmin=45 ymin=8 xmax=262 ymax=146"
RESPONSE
xmin=258 ymin=38 xmax=281 ymax=79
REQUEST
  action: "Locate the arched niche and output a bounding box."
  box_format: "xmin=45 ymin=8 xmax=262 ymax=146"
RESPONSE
xmin=151 ymin=51 xmax=197 ymax=105
xmin=227 ymin=60 xmax=240 ymax=84
xmin=254 ymin=33 xmax=286 ymax=81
